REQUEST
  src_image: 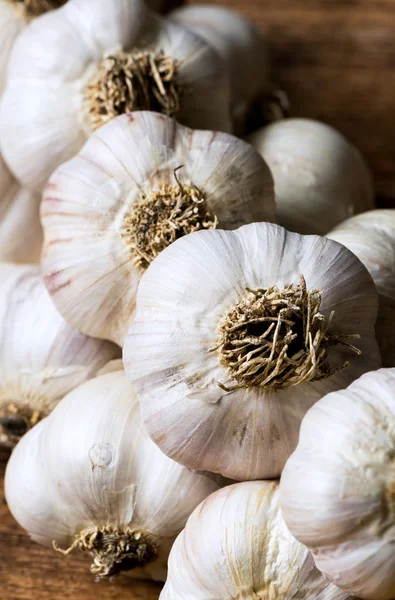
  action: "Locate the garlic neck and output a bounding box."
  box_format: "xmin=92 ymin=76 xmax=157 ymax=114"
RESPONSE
xmin=84 ymin=49 xmax=181 ymax=131
xmin=55 ymin=526 xmax=158 ymax=579
xmin=122 ymin=170 xmax=218 ymax=270
xmin=0 ymin=402 xmax=43 ymax=448
xmin=7 ymin=0 xmax=66 ymax=18
xmin=212 ymin=276 xmax=361 ymax=392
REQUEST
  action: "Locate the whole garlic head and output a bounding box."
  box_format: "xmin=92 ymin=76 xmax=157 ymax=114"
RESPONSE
xmin=0 ymin=153 xmax=42 ymax=263
xmin=41 ymin=111 xmax=275 ymax=346
xmin=161 ymin=480 xmax=356 ymax=600
xmin=0 ymin=263 xmax=119 ymax=447
xmin=280 ymin=368 xmax=395 ymax=600
xmin=5 ymin=368 xmax=221 ymax=581
xmin=248 ymin=119 xmax=374 ymax=235
xmin=124 ymin=222 xmax=380 ymax=481
xmin=0 ymin=0 xmax=232 ymax=192
xmin=327 ymin=210 xmax=395 ymax=367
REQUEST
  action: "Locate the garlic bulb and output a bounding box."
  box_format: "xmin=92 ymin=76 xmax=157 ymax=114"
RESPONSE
xmin=0 ymin=0 xmax=232 ymax=192
xmin=5 ymin=368 xmax=221 ymax=581
xmin=280 ymin=368 xmax=395 ymax=600
xmin=41 ymin=111 xmax=275 ymax=346
xmin=124 ymin=221 xmax=380 ymax=481
xmin=248 ymin=119 xmax=374 ymax=235
xmin=161 ymin=480 xmax=355 ymax=599
xmin=0 ymin=0 xmax=66 ymax=94
xmin=170 ymin=4 xmax=268 ymax=133
xmin=0 ymin=152 xmax=42 ymax=263
xmin=327 ymin=210 xmax=395 ymax=367
xmin=0 ymin=263 xmax=119 ymax=448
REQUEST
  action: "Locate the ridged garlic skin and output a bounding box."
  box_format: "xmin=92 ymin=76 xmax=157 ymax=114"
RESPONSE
xmin=0 ymin=0 xmax=231 ymax=192
xmin=41 ymin=111 xmax=275 ymax=346
xmin=249 ymin=119 xmax=374 ymax=235
xmin=0 ymin=263 xmax=119 ymax=447
xmin=161 ymin=481 xmax=355 ymax=600
xmin=5 ymin=369 xmax=220 ymax=582
xmin=0 ymin=0 xmax=25 ymax=94
xmin=0 ymin=154 xmax=42 ymax=263
xmin=280 ymin=368 xmax=395 ymax=600
xmin=327 ymin=210 xmax=395 ymax=367
xmin=124 ymin=222 xmax=380 ymax=481
xmin=170 ymin=4 xmax=268 ymax=131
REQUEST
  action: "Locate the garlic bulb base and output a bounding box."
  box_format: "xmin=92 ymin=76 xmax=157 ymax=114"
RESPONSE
xmin=123 ymin=174 xmax=217 ymax=269
xmin=211 ymin=276 xmax=361 ymax=391
xmin=54 ymin=526 xmax=158 ymax=580
xmin=84 ymin=49 xmax=180 ymax=132
xmin=6 ymin=0 xmax=66 ymax=19
xmin=0 ymin=402 xmax=43 ymax=448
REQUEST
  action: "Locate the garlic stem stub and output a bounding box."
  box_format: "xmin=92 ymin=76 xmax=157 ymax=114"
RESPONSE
xmin=5 ymin=369 xmax=221 ymax=581
xmin=248 ymin=119 xmax=374 ymax=235
xmin=0 ymin=263 xmax=119 ymax=448
xmin=0 ymin=0 xmax=232 ymax=191
xmin=327 ymin=210 xmax=395 ymax=367
xmin=160 ymin=481 xmax=356 ymax=600
xmin=280 ymin=368 xmax=395 ymax=600
xmin=124 ymin=222 xmax=381 ymax=481
xmin=41 ymin=111 xmax=275 ymax=346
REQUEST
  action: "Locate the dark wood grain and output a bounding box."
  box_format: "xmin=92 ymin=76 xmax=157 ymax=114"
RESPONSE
xmin=2 ymin=0 xmax=395 ymax=598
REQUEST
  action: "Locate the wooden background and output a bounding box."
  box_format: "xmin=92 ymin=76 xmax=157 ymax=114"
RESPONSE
xmin=2 ymin=0 xmax=395 ymax=598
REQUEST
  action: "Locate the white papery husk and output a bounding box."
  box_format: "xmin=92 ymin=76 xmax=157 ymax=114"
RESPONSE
xmin=41 ymin=111 xmax=275 ymax=346
xmin=5 ymin=368 xmax=221 ymax=581
xmin=0 ymin=0 xmax=232 ymax=192
xmin=170 ymin=4 xmax=268 ymax=133
xmin=124 ymin=222 xmax=380 ymax=481
xmin=248 ymin=119 xmax=374 ymax=235
xmin=160 ymin=480 xmax=356 ymax=600
xmin=0 ymin=263 xmax=119 ymax=447
xmin=280 ymin=368 xmax=395 ymax=600
xmin=327 ymin=210 xmax=395 ymax=367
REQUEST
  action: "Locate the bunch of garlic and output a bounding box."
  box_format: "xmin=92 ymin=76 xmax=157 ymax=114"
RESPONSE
xmin=124 ymin=221 xmax=380 ymax=481
xmin=327 ymin=210 xmax=395 ymax=367
xmin=0 ymin=262 xmax=119 ymax=447
xmin=0 ymin=0 xmax=232 ymax=191
xmin=5 ymin=367 xmax=221 ymax=581
xmin=41 ymin=111 xmax=275 ymax=346
xmin=161 ymin=480 xmax=356 ymax=599
xmin=280 ymin=368 xmax=395 ymax=600
xmin=249 ymin=119 xmax=374 ymax=235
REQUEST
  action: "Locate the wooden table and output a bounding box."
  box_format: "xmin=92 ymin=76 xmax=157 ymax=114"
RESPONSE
xmin=2 ymin=0 xmax=395 ymax=598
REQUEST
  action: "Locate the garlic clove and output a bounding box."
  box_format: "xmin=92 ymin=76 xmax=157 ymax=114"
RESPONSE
xmin=124 ymin=222 xmax=380 ymax=481
xmin=0 ymin=262 xmax=120 ymax=448
xmin=5 ymin=368 xmax=221 ymax=581
xmin=0 ymin=0 xmax=25 ymax=94
xmin=41 ymin=111 xmax=275 ymax=346
xmin=0 ymin=0 xmax=232 ymax=192
xmin=248 ymin=119 xmax=375 ymax=235
xmin=327 ymin=209 xmax=395 ymax=367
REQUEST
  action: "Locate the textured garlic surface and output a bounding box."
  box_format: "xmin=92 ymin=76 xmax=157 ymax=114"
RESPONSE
xmin=161 ymin=481 xmax=356 ymax=600
xmin=124 ymin=222 xmax=380 ymax=481
xmin=0 ymin=0 xmax=231 ymax=191
xmin=249 ymin=119 xmax=374 ymax=235
xmin=0 ymin=263 xmax=119 ymax=447
xmin=281 ymin=368 xmax=395 ymax=600
xmin=5 ymin=369 xmax=220 ymax=581
xmin=41 ymin=111 xmax=275 ymax=346
xmin=328 ymin=210 xmax=395 ymax=367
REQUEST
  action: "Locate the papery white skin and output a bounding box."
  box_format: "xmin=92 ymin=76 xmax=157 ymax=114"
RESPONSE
xmin=170 ymin=4 xmax=268 ymax=132
xmin=0 ymin=0 xmax=24 ymax=94
xmin=41 ymin=111 xmax=275 ymax=346
xmin=0 ymin=263 xmax=119 ymax=447
xmin=248 ymin=119 xmax=374 ymax=235
xmin=0 ymin=153 xmax=42 ymax=263
xmin=5 ymin=368 xmax=221 ymax=581
xmin=327 ymin=210 xmax=395 ymax=367
xmin=160 ymin=481 xmax=356 ymax=600
xmin=124 ymin=222 xmax=380 ymax=481
xmin=0 ymin=0 xmax=231 ymax=192
xmin=280 ymin=368 xmax=395 ymax=600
